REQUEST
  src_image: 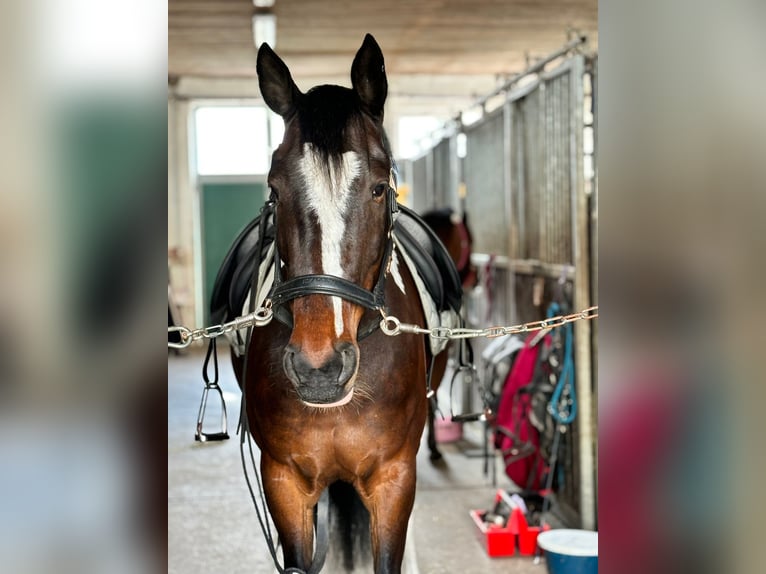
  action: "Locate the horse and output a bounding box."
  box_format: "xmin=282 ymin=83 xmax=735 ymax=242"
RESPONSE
xmin=421 ymin=208 xmax=476 ymax=290
xmin=231 ymin=35 xmax=453 ymax=574
xmin=419 ymin=208 xmax=475 ymax=462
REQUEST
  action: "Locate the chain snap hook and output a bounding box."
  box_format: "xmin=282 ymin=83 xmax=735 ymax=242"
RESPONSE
xmin=168 ymin=326 xmax=192 ymax=349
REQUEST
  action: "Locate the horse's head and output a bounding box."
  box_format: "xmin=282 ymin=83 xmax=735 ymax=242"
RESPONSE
xmin=257 ymin=34 xmax=394 ymax=407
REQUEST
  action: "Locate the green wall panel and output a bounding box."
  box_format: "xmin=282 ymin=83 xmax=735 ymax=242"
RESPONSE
xmin=201 ymin=182 xmax=266 ymax=321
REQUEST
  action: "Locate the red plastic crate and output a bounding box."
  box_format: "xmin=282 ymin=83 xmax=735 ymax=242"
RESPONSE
xmin=518 ymin=526 xmax=542 ymax=556
xmin=471 ymin=490 xmax=549 ymax=557
xmin=470 ymin=509 xmax=516 ymax=557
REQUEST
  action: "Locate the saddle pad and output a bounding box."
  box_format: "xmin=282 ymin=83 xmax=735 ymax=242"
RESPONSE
xmin=209 ymin=213 xmax=275 ymax=325
xmin=395 ymin=205 xmax=463 ymax=314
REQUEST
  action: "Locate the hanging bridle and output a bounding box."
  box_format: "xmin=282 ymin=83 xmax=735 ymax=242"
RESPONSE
xmin=266 ymin=167 xmax=399 ymax=339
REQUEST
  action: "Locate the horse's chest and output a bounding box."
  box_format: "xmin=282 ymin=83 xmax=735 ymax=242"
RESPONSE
xmin=283 ymin=415 xmax=400 ymax=481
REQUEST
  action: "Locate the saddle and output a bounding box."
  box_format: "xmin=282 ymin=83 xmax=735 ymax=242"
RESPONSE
xmin=394 ymin=205 xmax=462 ymax=313
xmin=209 ymin=202 xmax=463 ymax=350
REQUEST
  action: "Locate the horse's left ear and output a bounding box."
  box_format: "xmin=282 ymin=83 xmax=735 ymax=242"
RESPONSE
xmin=351 ymin=34 xmax=388 ymax=120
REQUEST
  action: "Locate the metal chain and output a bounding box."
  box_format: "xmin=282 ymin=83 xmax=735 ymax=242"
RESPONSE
xmin=379 ymin=306 xmax=598 ymax=340
xmin=168 ymin=303 xmax=274 ymax=349
xmin=168 ymin=302 xmax=598 ymax=348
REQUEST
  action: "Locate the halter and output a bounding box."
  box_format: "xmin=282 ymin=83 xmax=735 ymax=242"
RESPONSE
xmin=267 ymin=167 xmax=399 ymax=336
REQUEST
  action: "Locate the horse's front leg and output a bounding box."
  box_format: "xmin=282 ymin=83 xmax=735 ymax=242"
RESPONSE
xmin=261 ymin=453 xmax=320 ymax=572
xmin=359 ymin=457 xmax=417 ymax=574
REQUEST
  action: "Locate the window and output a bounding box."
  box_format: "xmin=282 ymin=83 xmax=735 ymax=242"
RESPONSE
xmin=194 ymin=106 xmax=271 ymax=175
xmin=397 ymin=115 xmax=443 ymax=159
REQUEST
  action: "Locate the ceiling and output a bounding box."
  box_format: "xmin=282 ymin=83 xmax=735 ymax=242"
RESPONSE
xmin=169 ymin=0 xmax=597 ymax=116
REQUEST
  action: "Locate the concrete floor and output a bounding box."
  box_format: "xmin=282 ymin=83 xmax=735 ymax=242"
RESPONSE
xmin=169 ymin=348 xmax=546 ymax=574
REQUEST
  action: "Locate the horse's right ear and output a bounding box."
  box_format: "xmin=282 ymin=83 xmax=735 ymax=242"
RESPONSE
xmin=257 ymin=43 xmax=300 ymax=119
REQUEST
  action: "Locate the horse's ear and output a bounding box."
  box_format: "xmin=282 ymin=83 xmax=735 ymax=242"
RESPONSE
xmin=257 ymin=43 xmax=301 ymax=119
xmin=351 ymin=34 xmax=388 ymax=120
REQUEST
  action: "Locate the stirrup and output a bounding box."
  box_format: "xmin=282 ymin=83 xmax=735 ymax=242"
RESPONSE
xmin=447 ymin=362 xmax=488 ymax=422
xmin=195 ymin=383 xmax=229 ymax=442
xmin=195 ymin=339 xmax=230 ymax=442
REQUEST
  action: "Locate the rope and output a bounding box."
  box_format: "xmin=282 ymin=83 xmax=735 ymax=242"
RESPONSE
xmin=533 ymin=301 xmax=577 ymax=563
xmin=546 ymin=302 xmax=577 ymax=425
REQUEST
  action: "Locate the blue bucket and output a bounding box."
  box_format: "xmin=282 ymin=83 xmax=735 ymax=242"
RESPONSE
xmin=536 ymin=529 xmax=598 ymax=574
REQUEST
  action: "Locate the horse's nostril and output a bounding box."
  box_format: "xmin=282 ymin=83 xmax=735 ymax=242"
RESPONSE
xmin=335 ymin=342 xmax=359 ymax=386
xmin=282 ymin=345 xmax=300 ymax=385
xmin=337 ymin=342 xmax=353 ymax=360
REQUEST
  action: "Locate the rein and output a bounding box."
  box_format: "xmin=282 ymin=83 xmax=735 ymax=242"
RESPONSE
xmin=236 ymin=196 xmax=330 ymax=574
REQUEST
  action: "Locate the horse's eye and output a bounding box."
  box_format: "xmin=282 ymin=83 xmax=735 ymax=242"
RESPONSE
xmin=372 ymin=183 xmax=387 ymax=199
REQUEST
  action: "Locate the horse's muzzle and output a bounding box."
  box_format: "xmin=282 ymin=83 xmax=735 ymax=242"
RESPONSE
xmin=282 ymin=341 xmax=358 ymax=406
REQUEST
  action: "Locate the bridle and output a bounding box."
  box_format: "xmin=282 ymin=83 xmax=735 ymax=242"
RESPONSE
xmin=266 ymin=166 xmax=399 ymax=339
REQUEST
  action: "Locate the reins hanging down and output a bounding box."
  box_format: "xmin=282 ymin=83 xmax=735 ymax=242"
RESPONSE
xmin=236 ymin=196 xmax=333 ymax=574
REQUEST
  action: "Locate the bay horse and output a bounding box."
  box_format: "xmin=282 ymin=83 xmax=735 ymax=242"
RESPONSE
xmin=232 ymin=35 xmax=450 ymax=573
xmin=422 ymin=208 xmax=476 ymax=291
xmin=420 ymin=208 xmax=475 ymax=461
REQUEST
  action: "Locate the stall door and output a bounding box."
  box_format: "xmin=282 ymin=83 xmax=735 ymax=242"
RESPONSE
xmin=201 ymin=181 xmax=266 ymax=322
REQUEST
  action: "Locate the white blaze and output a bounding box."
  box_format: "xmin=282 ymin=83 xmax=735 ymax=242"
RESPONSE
xmin=297 ymin=144 xmax=361 ymax=337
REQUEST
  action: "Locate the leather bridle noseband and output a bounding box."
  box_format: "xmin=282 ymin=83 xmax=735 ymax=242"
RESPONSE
xmin=266 ymin=168 xmax=399 ymax=338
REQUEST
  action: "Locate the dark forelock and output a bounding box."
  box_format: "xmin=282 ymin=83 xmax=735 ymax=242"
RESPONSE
xmin=297 ymin=85 xmax=364 ymax=159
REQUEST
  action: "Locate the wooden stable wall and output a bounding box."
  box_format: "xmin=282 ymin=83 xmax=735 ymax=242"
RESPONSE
xmin=398 ymin=50 xmax=598 ymax=529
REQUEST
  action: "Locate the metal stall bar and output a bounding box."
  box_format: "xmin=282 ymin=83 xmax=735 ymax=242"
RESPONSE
xmin=469 ymin=254 xmax=575 ymax=280
xmin=425 ymin=149 xmax=435 ymax=210
xmin=413 ymin=40 xmax=596 ymax=528
xmin=462 ymin=107 xmax=507 ymax=259
xmin=568 ymin=54 xmax=595 ymax=531
xmin=411 ymin=153 xmax=430 ymax=214
xmin=432 ymin=136 xmax=454 ymax=210
xmin=502 ymin=77 xmax=540 ymax=262
xmin=503 ymin=98 xmax=516 ymax=323
xmin=449 ymin=134 xmax=460 ymax=213
xmin=531 ymin=81 xmax=544 ymax=263
xmin=587 ymin=55 xmax=599 ymax=519
xmin=472 ymin=35 xmax=587 ymax=117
